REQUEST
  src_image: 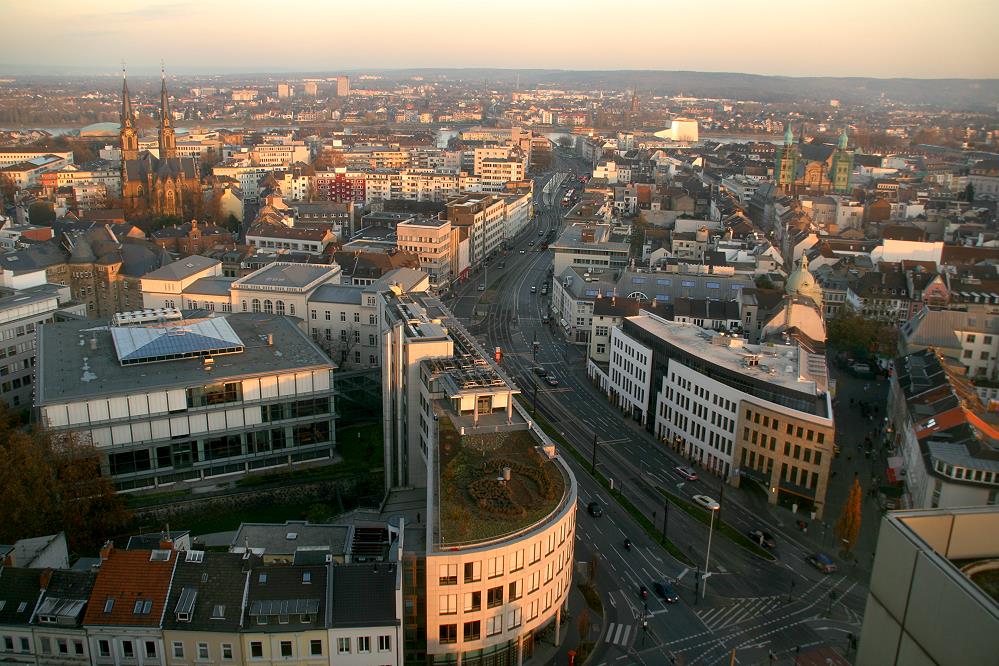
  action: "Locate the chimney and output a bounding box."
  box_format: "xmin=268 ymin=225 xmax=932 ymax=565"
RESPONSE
xmin=159 ymin=538 xmax=174 ymax=551
xmin=39 ymin=568 xmax=53 ymax=590
xmin=99 ymin=541 xmax=113 ymax=561
xmin=89 ymin=337 xmax=97 ymax=351
xmin=266 ymin=333 xmax=274 ymax=346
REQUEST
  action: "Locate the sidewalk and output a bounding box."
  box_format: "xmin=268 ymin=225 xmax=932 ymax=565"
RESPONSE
xmin=530 ymin=583 xmax=591 ymax=666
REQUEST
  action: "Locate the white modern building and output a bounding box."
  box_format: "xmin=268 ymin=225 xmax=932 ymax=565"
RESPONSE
xmin=35 ymin=313 xmax=338 ymax=492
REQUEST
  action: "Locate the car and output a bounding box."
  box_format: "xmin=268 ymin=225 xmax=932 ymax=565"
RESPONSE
xmin=654 ymin=580 xmax=680 ymax=603
xmin=748 ymin=529 xmax=776 ymax=548
xmin=532 ymin=366 xmax=547 ymax=376
xmin=497 ymin=262 xmax=505 ymax=269
xmin=528 ymin=241 xmax=535 ymax=246
xmin=545 ymin=375 xmax=559 ymax=386
xmin=542 ymin=315 xmax=550 ymax=324
xmin=540 ymin=287 xmax=548 ymax=295
xmin=519 ymin=250 xmax=526 ymax=254
xmin=538 ymin=230 xmax=544 ymax=236
xmin=807 ymin=553 xmax=838 ymax=573
xmin=692 ymin=495 xmax=720 ymax=511
xmin=477 ymin=284 xmax=486 ymax=291
xmin=675 ymin=466 xmax=698 ymax=481
xmin=587 ymin=502 xmax=603 ymax=517
xmin=530 ymin=286 xmax=537 ymax=293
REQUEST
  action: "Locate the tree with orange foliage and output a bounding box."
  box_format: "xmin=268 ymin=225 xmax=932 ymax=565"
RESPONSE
xmin=835 ymin=475 xmax=863 ymax=554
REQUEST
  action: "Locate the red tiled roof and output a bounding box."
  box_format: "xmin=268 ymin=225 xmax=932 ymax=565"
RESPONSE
xmin=83 ymin=549 xmax=177 ymax=627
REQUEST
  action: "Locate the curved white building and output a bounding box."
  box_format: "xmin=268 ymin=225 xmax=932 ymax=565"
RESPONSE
xmin=381 ymin=291 xmax=577 ymax=665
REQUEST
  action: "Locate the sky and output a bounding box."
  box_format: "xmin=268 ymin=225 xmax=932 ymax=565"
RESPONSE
xmin=2 ymin=0 xmax=998 ymax=78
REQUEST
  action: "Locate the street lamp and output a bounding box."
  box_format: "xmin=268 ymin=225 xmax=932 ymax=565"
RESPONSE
xmin=702 ymin=504 xmax=719 ymax=599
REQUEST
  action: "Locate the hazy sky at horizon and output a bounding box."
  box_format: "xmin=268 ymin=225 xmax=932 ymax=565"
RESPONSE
xmin=3 ymin=0 xmax=998 ymax=78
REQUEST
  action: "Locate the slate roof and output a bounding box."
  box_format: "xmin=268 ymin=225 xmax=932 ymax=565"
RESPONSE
xmin=329 ymin=563 xmax=398 ymax=628
xmin=0 ymin=567 xmax=43 ymax=627
xmin=33 ymin=569 xmax=96 ymax=628
xmin=245 ymin=565 xmax=327 ymax=632
xmin=142 ymin=255 xmax=220 ymax=281
xmin=162 ymin=552 xmax=259 ymax=632
xmin=82 ymin=549 xmax=178 ymax=628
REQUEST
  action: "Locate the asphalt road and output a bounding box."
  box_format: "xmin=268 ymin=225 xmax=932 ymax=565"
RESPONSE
xmin=445 ymin=152 xmax=865 ymax=665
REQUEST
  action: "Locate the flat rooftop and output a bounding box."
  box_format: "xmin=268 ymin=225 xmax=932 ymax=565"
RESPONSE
xmin=628 ymin=314 xmax=829 ymax=397
xmin=234 ymin=262 xmax=340 ymax=291
xmin=36 ymin=313 xmax=334 ymax=404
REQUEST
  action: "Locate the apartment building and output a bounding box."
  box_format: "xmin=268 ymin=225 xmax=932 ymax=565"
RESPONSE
xmin=446 ymin=195 xmax=506 ymax=267
xmin=888 ymin=349 xmax=999 ymax=509
xmin=550 ymin=223 xmax=630 ymax=276
xmin=900 ymin=307 xmax=999 ymax=381
xmin=0 ymin=283 xmax=86 ymax=408
xmin=604 ymin=313 xmax=835 ymax=517
xmin=35 ymin=313 xmax=337 ymax=492
xmin=0 ymin=148 xmax=74 ymax=168
xmin=396 ymin=217 xmax=452 ymax=291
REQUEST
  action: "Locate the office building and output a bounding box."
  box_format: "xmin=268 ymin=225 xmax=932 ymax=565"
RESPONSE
xmin=396 ymin=217 xmax=453 ymax=292
xmin=550 ymin=223 xmax=630 ymax=276
xmin=381 ymin=292 xmax=577 ymax=664
xmin=603 ymin=312 xmax=835 ymax=517
xmin=34 ymin=313 xmax=337 ymax=492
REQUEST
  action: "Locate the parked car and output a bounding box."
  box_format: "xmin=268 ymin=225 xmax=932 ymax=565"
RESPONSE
xmin=748 ymin=529 xmax=776 ymax=548
xmin=807 ymin=552 xmax=838 ymax=574
xmin=542 ymin=315 xmax=550 ymax=324
xmin=675 ymin=466 xmax=698 ymax=481
xmin=587 ymin=502 xmax=603 ymax=517
xmin=519 ymin=250 xmax=526 ymax=254
xmin=540 ymin=286 xmax=548 ymax=295
xmin=692 ymin=495 xmax=720 ymax=511
xmin=654 ymin=580 xmax=680 ymax=603
xmin=528 ymin=241 xmax=535 ymax=246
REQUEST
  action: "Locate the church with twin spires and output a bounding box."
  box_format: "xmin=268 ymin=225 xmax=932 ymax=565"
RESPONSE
xmin=119 ymin=67 xmax=200 ymax=218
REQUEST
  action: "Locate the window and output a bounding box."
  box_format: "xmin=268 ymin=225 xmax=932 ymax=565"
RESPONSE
xmin=509 ymin=579 xmax=523 ymax=601
xmin=358 ymin=636 xmax=371 ymax=653
xmin=378 ymin=635 xmax=391 ymax=652
xmin=3 ymin=637 xmax=11 ymax=651
xmin=280 ymin=641 xmax=293 ymax=658
xmin=222 ymin=644 xmax=233 ymax=660
xmin=440 ymin=594 xmax=458 ymax=615
xmin=464 ymin=561 xmax=481 ymax=582
xmin=98 ymin=640 xmax=111 ymax=658
xmin=250 ymin=641 xmax=263 ymax=659
xmin=40 ymin=637 xmax=51 ymax=654
xmin=337 ymin=637 xmax=351 ymax=654
xmin=464 ymin=620 xmax=481 ymax=641
xmin=145 ymin=641 xmax=156 ymax=658
xmin=173 ymin=643 xmax=185 ymax=659
xmin=463 ymin=591 xmax=480 ymax=612
xmin=354 ymin=312 xmax=360 ymax=323
xmin=439 ymin=563 xmax=457 ymax=585
xmin=508 ymin=607 xmax=523 ymax=628
xmin=439 ymin=624 xmax=457 ymax=645
xmin=487 ymin=585 xmax=504 ymax=608
xmin=487 ymin=613 xmax=503 ymax=636
xmin=310 ymin=639 xmax=323 ymax=656
xmin=197 ymin=643 xmax=209 ymax=660
xmin=74 ymin=641 xmax=83 ymax=656
xmin=121 ymin=640 xmax=134 ymax=659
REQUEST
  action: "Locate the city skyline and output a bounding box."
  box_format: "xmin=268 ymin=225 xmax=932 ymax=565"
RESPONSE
xmin=3 ymin=0 xmax=999 ymax=78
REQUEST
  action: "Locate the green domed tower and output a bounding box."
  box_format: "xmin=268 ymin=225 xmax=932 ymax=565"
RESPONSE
xmin=775 ymin=121 xmax=800 ymax=189
xmin=829 ymin=128 xmax=854 ymax=194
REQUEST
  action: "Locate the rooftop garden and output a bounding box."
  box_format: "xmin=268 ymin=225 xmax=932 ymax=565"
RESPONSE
xmin=437 ymin=417 xmax=565 ymax=546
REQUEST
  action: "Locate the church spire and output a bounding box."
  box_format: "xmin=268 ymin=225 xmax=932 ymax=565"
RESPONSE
xmin=783 ymin=122 xmax=794 ymax=145
xmin=158 ymin=63 xmax=177 ymax=159
xmin=119 ymin=63 xmax=139 ymax=161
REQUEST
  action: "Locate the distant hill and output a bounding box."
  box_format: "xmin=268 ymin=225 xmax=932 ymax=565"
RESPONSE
xmin=372 ymin=68 xmax=999 ymax=110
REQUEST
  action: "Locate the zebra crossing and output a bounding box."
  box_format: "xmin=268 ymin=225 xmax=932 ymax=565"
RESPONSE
xmin=603 ymin=622 xmax=634 ymax=649
xmin=694 ymin=595 xmax=785 ymax=630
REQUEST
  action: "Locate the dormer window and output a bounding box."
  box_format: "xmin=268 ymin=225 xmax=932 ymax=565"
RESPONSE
xmin=302 ymin=572 xmax=312 ymax=584
xmin=103 ymin=598 xmax=114 ymax=613
xmin=211 ymin=604 xmax=225 ymax=619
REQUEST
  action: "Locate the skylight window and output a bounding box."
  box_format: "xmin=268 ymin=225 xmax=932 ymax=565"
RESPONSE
xmin=103 ymin=598 xmax=114 ymax=613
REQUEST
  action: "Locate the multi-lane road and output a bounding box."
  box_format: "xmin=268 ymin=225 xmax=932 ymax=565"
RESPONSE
xmin=445 ymin=151 xmax=862 ymax=664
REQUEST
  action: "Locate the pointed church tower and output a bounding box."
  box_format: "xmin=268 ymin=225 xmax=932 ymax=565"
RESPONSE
xmin=158 ymin=65 xmax=177 ymax=159
xmin=119 ymin=66 xmax=139 ymax=161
